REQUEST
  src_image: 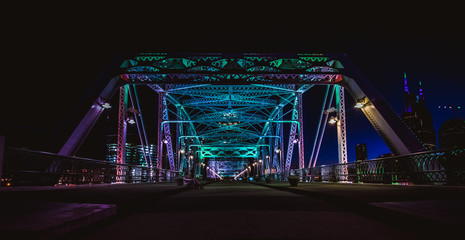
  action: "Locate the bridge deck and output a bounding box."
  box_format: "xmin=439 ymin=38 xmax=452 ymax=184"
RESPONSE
xmin=1 ymin=182 xmax=464 ymax=239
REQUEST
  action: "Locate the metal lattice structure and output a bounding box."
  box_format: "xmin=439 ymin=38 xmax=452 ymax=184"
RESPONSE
xmin=59 ymin=53 xmax=428 ymax=177
xmin=281 ymin=148 xmax=465 ymax=185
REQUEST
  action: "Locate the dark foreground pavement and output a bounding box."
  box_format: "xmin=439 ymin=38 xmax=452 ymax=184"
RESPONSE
xmin=1 ymin=181 xmax=464 ymax=239
xmin=0 ymin=183 xmax=187 ymax=239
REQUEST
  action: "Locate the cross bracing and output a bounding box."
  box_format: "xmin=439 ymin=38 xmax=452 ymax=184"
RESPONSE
xmin=153 ymin=82 xmax=310 ymax=174
xmin=60 ymin=52 xmax=427 ymax=178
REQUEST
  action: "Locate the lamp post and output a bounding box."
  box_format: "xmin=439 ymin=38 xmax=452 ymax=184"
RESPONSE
xmin=258 ymin=159 xmax=263 ymax=176
xmin=265 ymin=155 xmax=270 ymax=175
xmin=178 ymin=149 xmax=185 ymax=174
xmin=276 ymin=149 xmax=282 ymax=180
xmin=200 ymin=162 xmax=205 ymax=179
xmin=188 ymin=155 xmax=194 ymax=178
xmin=253 ymin=162 xmax=258 ymax=177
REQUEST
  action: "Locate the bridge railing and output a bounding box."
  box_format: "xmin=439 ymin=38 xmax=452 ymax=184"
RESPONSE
xmin=1 ymin=147 xmax=180 ymax=186
xmin=266 ymin=148 xmax=465 ymax=185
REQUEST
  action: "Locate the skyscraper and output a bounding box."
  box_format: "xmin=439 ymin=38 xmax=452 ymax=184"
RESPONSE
xmin=438 ymin=118 xmax=465 ymax=149
xmin=106 ymin=134 xmax=156 ymax=166
xmin=355 ymin=143 xmax=367 ymax=161
xmin=401 ymin=73 xmax=437 ymax=150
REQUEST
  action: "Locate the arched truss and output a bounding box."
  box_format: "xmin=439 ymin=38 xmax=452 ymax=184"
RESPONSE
xmin=58 ymin=53 xmax=426 ymax=177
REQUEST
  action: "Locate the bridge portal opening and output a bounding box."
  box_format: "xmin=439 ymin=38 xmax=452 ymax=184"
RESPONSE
xmin=59 ymin=53 xmax=426 ymax=178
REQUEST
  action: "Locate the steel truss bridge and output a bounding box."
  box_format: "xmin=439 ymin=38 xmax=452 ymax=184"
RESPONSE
xmin=55 ymin=52 xmax=429 ymax=179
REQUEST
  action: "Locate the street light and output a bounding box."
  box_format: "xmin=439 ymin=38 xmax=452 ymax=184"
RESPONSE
xmin=275 ymin=149 xmax=282 ymax=177
xmin=127 ymin=117 xmax=136 ymax=124
xmin=178 ymin=149 xmax=185 ymax=174
xmin=328 ymin=116 xmax=337 ymax=124
xmin=102 ymin=102 xmax=112 ymax=109
xmin=354 ymin=102 xmax=364 ymax=108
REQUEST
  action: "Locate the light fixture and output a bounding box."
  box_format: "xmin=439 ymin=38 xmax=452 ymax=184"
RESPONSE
xmin=127 ymin=118 xmax=136 ymax=124
xmin=293 ymin=139 xmax=298 ymax=143
xmin=275 ymin=149 xmax=281 ymax=153
xmin=328 ymin=116 xmax=337 ymax=124
xmin=325 ymin=107 xmax=337 ymax=114
xmin=102 ymin=102 xmax=112 ymax=109
xmin=163 ymin=139 xmax=168 ymax=144
xmin=354 ymin=102 xmax=364 ymax=108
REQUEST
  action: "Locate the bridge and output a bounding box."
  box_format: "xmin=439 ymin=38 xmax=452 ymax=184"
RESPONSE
xmin=1 ymin=52 xmax=464 ymax=239
xmin=57 ymin=52 xmax=428 ymax=177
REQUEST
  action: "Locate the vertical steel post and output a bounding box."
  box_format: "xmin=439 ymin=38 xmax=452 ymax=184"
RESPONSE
xmin=297 ymin=93 xmax=305 ymax=169
xmin=285 ymin=94 xmax=299 ymax=173
xmin=279 ymin=107 xmax=284 ymax=174
xmin=162 ymin=94 xmax=176 ymax=171
xmin=0 ymin=135 xmax=4 ymax=185
xmin=336 ymin=85 xmax=348 ymax=181
xmin=157 ymin=92 xmax=165 ymax=170
xmin=336 ymin=86 xmax=348 ymax=164
xmin=116 ymin=85 xmax=128 ymax=181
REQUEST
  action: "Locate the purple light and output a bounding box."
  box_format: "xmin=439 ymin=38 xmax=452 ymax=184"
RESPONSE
xmin=404 ymin=72 xmax=409 ymax=93
xmin=419 ymin=80 xmax=423 ymax=98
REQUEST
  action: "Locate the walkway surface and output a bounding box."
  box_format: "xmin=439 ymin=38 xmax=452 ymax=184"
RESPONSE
xmin=1 ymin=181 xmax=464 ymax=239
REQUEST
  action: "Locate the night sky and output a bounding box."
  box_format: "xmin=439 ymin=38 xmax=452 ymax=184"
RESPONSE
xmin=3 ymin=3 xmax=464 ymax=166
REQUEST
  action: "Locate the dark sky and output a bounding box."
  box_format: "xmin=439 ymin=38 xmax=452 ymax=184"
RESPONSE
xmin=3 ymin=3 xmax=464 ymax=166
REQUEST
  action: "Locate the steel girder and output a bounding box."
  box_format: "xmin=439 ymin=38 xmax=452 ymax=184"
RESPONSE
xmin=154 ymin=84 xmax=309 ymax=173
xmin=59 ymin=52 xmax=426 ymax=177
xmin=116 ymin=85 xmax=128 ymax=180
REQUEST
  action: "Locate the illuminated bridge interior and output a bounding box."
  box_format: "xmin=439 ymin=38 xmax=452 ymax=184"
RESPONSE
xmin=57 ymin=52 xmax=427 ymax=180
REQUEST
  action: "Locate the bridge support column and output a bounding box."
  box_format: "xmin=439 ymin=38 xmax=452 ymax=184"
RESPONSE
xmin=116 ymin=85 xmax=128 ymax=182
xmin=297 ymin=93 xmax=305 ymax=169
xmin=336 ymin=85 xmax=348 ymax=181
xmin=157 ymin=92 xmax=165 ymax=170
xmin=59 ymin=77 xmax=120 ymax=156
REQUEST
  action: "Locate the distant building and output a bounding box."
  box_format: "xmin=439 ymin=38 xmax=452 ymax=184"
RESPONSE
xmin=378 ymin=153 xmax=395 ymax=158
xmin=401 ymin=73 xmax=437 ymax=150
xmin=438 ymin=118 xmax=465 ymax=149
xmin=355 ymin=143 xmax=367 ymax=161
xmin=106 ymin=134 xmax=156 ymax=166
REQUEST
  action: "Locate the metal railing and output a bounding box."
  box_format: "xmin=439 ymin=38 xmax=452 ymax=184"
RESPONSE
xmin=1 ymin=147 xmax=180 ymax=186
xmin=266 ymin=148 xmax=465 ymax=185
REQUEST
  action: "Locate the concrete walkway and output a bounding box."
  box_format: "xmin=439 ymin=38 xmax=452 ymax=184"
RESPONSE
xmin=2 ymin=181 xmax=464 ymax=239
xmin=69 ymin=182 xmax=425 ymax=240
xmin=264 ymin=182 xmax=465 ymax=226
xmin=0 ymin=183 xmax=186 ymax=239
